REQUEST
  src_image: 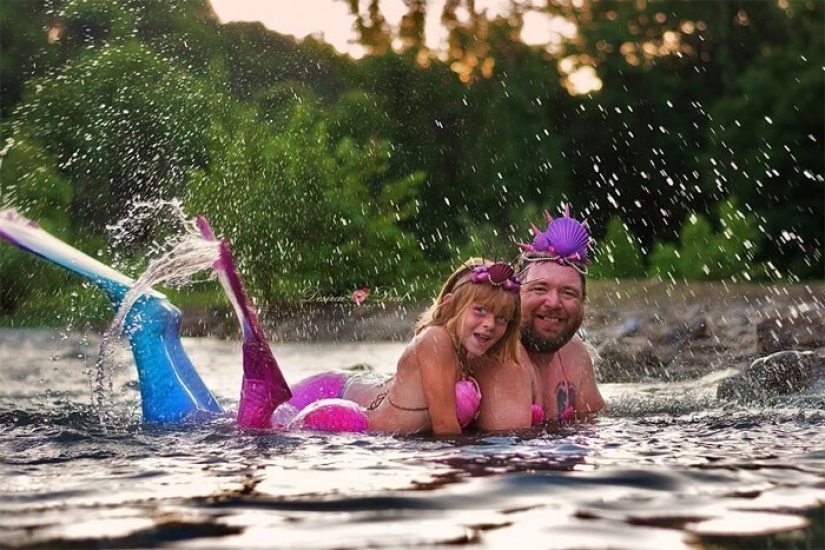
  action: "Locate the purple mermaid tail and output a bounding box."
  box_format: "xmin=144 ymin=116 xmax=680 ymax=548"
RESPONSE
xmin=286 ymin=371 xmax=350 ymax=410
xmin=195 ymin=216 xmax=291 ymax=429
xmin=287 ymin=377 xmax=481 ymax=433
xmin=276 ymin=371 xmax=368 ymax=432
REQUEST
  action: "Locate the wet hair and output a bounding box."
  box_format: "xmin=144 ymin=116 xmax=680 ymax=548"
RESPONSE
xmin=415 ymin=258 xmax=521 ymax=365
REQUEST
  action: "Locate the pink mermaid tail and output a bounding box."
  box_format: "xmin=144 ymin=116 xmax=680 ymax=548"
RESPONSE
xmin=288 ymin=399 xmax=369 ymax=432
xmin=269 ymin=371 xmax=365 ymax=431
xmin=279 ymin=375 xmax=481 ymax=433
xmin=286 ymin=371 xmax=350 ymax=410
xmin=270 ymin=371 xmax=367 ymax=432
xmin=196 ymin=216 xmax=291 ymax=429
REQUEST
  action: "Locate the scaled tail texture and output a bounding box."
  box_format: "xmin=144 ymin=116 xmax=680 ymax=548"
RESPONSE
xmin=0 ymin=208 xmax=223 ymax=422
xmin=196 ymin=216 xmax=291 ymax=429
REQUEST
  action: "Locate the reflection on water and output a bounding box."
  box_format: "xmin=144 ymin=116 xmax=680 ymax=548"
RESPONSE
xmin=1 ymin=329 xmax=824 ymax=549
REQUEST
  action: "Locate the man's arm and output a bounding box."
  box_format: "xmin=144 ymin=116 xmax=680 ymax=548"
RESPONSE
xmin=562 ymin=336 xmax=606 ymax=416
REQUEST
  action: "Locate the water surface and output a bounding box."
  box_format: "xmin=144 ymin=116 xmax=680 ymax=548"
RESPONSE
xmin=1 ymin=329 xmax=823 ymax=549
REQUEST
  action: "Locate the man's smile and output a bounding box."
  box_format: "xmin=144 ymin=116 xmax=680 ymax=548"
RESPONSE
xmin=533 ymin=312 xmax=567 ymax=327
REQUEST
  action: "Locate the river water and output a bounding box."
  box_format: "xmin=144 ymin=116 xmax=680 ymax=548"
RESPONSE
xmin=1 ymin=328 xmax=824 ymax=549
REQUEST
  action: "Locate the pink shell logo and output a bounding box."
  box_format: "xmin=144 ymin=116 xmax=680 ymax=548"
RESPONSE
xmin=352 ymin=288 xmax=370 ymax=305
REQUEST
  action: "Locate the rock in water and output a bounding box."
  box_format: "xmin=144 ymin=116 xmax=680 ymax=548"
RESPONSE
xmin=717 ymin=350 xmax=823 ymax=402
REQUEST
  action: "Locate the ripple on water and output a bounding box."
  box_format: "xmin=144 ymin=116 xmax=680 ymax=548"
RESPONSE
xmin=2 ymin=333 xmax=825 ymax=548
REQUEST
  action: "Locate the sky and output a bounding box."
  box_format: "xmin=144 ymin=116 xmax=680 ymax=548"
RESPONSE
xmin=209 ymin=0 xmax=363 ymax=56
xmin=207 ymin=1 xmax=598 ymax=93
xmin=208 ymin=0 xmax=574 ymax=59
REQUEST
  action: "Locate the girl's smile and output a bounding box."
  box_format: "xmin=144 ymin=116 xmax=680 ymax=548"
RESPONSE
xmin=459 ymin=304 xmax=509 ymax=357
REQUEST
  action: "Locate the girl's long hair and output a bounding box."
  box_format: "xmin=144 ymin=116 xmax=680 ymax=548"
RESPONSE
xmin=415 ymin=258 xmax=521 ymax=365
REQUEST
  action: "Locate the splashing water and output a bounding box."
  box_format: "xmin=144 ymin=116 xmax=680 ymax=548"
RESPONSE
xmin=107 ymin=198 xmax=194 ymax=260
xmin=93 ymin=202 xmax=221 ymax=422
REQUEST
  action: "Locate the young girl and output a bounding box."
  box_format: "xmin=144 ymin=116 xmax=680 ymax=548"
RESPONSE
xmin=281 ymin=259 xmax=522 ymax=435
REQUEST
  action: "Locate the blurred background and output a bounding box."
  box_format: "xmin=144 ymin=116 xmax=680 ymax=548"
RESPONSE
xmin=0 ymin=0 xmax=822 ymax=325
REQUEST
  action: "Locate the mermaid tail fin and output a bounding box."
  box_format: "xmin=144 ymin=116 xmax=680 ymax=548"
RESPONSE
xmin=196 ymin=216 xmax=291 ymax=429
xmin=0 ymin=209 xmax=222 ymax=422
xmin=123 ymin=293 xmax=223 ymax=421
xmin=0 ymin=210 xmax=135 ymax=305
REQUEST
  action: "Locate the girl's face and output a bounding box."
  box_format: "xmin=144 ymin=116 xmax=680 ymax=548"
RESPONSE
xmin=457 ymin=302 xmax=511 ymax=357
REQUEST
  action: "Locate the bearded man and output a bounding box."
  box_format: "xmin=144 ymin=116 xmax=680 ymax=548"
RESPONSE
xmin=472 ymin=206 xmax=606 ymax=430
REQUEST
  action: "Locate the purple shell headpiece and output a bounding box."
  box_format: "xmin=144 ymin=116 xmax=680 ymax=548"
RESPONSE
xmin=467 ymin=262 xmax=521 ymax=294
xmin=518 ymin=204 xmax=592 ymax=275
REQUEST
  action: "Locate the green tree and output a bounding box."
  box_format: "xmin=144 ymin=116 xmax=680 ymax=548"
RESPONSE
xmin=214 ymin=21 xmax=351 ymax=103
xmin=56 ymin=0 xmax=219 ymax=62
xmin=350 ymin=51 xmax=466 ymax=262
xmin=10 ymin=41 xmax=217 ymax=233
xmin=458 ymin=20 xmax=574 ymax=237
xmin=0 ymin=0 xmax=66 ymax=121
xmin=557 ymin=0 xmax=822 ymax=271
xmin=0 ymin=140 xmax=76 ymax=314
xmin=702 ymin=1 xmax=824 ymax=279
xmin=327 ymin=136 xmax=427 ymax=295
xmin=647 ymin=196 xmax=766 ymax=281
xmin=589 ymin=216 xmax=645 ymax=279
xmin=186 ymin=100 xmax=426 ymax=303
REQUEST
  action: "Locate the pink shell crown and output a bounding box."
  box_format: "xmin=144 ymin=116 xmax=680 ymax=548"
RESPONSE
xmin=518 ymin=204 xmax=592 ymax=275
xmin=467 ymin=262 xmax=521 ymax=294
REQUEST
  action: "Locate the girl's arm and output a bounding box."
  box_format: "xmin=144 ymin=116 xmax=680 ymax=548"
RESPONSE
xmin=415 ymin=327 xmax=463 ymax=435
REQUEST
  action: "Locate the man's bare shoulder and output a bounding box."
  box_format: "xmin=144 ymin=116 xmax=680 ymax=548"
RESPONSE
xmin=472 ymin=358 xmax=527 ymax=383
xmin=473 ymin=356 xmax=532 ymax=383
xmin=560 ymin=335 xmax=594 ymax=372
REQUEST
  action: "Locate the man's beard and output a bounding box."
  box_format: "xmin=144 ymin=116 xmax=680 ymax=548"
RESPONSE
xmin=520 ymin=316 xmax=582 ymax=354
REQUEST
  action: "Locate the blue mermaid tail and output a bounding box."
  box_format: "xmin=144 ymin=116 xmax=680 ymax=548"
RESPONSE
xmin=0 ymin=209 xmax=223 ymax=422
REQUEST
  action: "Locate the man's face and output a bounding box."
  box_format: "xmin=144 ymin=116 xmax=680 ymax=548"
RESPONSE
xmin=519 ymin=261 xmax=585 ymax=354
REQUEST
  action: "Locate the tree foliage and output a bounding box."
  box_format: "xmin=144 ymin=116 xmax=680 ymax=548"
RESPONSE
xmin=10 ymin=40 xmax=216 ymax=232
xmin=648 ymin=196 xmax=766 ymax=282
xmin=0 ymin=0 xmax=821 ymax=320
xmin=589 ymin=217 xmax=645 ymax=280
xmin=186 ymin=99 xmax=427 ymax=302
